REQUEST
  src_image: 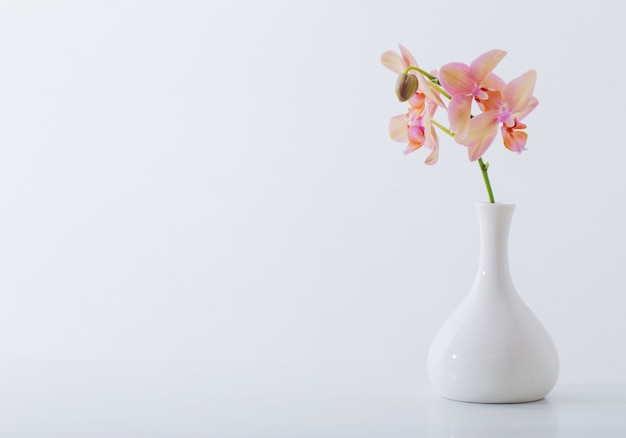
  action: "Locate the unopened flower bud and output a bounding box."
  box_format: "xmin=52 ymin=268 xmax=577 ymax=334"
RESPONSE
xmin=395 ymin=73 xmax=418 ymax=102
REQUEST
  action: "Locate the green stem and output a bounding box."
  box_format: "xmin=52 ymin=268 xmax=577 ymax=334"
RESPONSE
xmin=478 ymin=158 xmax=495 ymax=203
xmin=431 ymin=120 xmax=454 ymax=137
xmin=404 ymin=66 xmax=436 ymax=80
xmin=428 ymin=81 xmax=452 ymax=100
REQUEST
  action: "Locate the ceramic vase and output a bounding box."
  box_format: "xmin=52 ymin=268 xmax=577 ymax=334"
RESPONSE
xmin=427 ymin=202 xmax=559 ymax=403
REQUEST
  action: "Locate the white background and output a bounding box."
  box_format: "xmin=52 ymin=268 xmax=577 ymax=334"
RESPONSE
xmin=0 ymin=0 xmax=624 ymax=426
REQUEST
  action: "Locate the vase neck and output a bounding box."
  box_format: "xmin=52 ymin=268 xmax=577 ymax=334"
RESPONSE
xmin=474 ymin=203 xmax=515 ymax=292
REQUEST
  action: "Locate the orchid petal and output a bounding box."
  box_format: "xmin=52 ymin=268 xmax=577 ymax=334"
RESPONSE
xmin=502 ymin=126 xmax=528 ymax=153
xmin=381 ymin=45 xmax=417 ymax=74
xmin=398 ymin=44 xmax=417 ymax=68
xmin=465 ymin=110 xmax=500 ymax=140
xmin=423 ymin=125 xmax=439 ymax=165
xmin=424 ymin=146 xmax=438 ymax=165
xmin=426 ymin=98 xmax=439 ymax=118
xmin=381 ymin=51 xmax=406 ymax=74
xmin=468 ymin=49 xmax=507 ymax=83
xmin=439 ymin=62 xmax=473 ymax=96
xmin=447 ymin=95 xmax=473 ymax=137
xmin=426 ymin=68 xmax=447 ymax=109
xmin=404 ymin=137 xmax=423 ymax=154
xmin=517 ymin=96 xmax=539 ymax=121
xmin=417 ymin=74 xmax=446 ymax=108
xmin=389 ymin=115 xmax=407 ymax=142
xmin=408 ymin=93 xmax=426 ymax=113
xmin=455 ymin=110 xmax=499 ymax=161
xmin=468 ymin=127 xmax=499 ymax=161
xmin=407 ymin=107 xmax=422 ymax=126
xmin=505 ymin=70 xmax=537 ymax=113
xmin=482 ymin=72 xmax=506 ymax=92
xmin=418 ymin=76 xmax=446 ymax=109
xmin=407 ymin=125 xmax=425 ymax=146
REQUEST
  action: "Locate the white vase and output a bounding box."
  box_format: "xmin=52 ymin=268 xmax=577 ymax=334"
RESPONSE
xmin=427 ymin=202 xmax=559 ymax=403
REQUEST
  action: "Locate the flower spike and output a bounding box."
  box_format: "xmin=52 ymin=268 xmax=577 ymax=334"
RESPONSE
xmin=381 ymin=46 xmax=538 ymax=202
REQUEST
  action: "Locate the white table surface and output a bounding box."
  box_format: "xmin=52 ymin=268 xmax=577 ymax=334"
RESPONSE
xmin=0 ymin=359 xmax=624 ymax=437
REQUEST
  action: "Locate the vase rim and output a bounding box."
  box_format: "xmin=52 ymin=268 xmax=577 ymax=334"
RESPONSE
xmin=475 ymin=201 xmax=515 ymax=206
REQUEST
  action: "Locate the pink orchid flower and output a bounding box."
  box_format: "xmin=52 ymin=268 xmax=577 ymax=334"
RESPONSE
xmin=439 ymin=50 xmax=507 ymax=137
xmin=457 ymin=70 xmax=539 ymax=161
xmin=389 ymin=92 xmax=439 ymax=165
xmin=381 ymin=44 xmax=445 ymax=108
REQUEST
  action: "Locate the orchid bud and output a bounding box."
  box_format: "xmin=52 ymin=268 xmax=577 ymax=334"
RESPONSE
xmin=395 ymin=73 xmax=418 ymax=102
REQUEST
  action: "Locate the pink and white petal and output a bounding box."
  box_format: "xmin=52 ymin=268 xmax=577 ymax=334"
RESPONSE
xmin=504 ymin=70 xmax=537 ymax=112
xmin=516 ymin=96 xmax=539 ymax=121
xmin=404 ymin=142 xmax=421 ymax=155
xmin=407 ymin=125 xmax=425 ymax=145
xmin=454 ymin=110 xmax=499 ymax=160
xmin=408 ymin=92 xmax=426 ymax=113
xmin=481 ymin=72 xmax=506 ymax=92
xmin=398 ymin=44 xmax=417 ymax=68
xmin=407 ymin=107 xmax=422 ymax=125
xmin=389 ymin=114 xmax=408 ymax=142
xmin=426 ymin=99 xmax=439 ymax=118
xmin=468 ymin=49 xmax=507 ymax=83
xmin=424 ymin=145 xmax=439 ymax=165
xmin=424 ymin=126 xmax=439 ymax=165
xmin=439 ymin=62 xmax=473 ymax=96
xmin=447 ymin=95 xmax=473 ymax=137
xmin=502 ymin=127 xmax=528 ymax=153
xmin=419 ymin=78 xmax=447 ymax=109
xmin=414 ymin=80 xmax=445 ymax=109
xmin=466 ymin=110 xmax=500 ymax=138
xmin=468 ymin=126 xmax=499 ymax=161
xmin=380 ymin=50 xmax=407 ymax=74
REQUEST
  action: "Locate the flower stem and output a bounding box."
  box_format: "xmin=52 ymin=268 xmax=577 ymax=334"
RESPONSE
xmin=478 ymin=158 xmax=495 ymax=203
xmin=428 ymin=81 xmax=452 ymax=100
xmin=404 ymin=66 xmax=436 ymax=80
xmin=431 ymin=120 xmax=454 ymax=137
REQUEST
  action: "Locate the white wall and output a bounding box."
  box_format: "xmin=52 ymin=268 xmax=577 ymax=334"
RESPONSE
xmin=0 ymin=0 xmax=623 ymax=384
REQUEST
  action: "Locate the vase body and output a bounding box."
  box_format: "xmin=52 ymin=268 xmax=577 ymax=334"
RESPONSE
xmin=427 ymin=203 xmax=559 ymax=403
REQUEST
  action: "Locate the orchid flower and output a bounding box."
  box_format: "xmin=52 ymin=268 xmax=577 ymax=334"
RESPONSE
xmin=381 ymin=45 xmax=539 ymax=203
xmin=381 ymin=45 xmax=445 ymax=108
xmin=438 ymin=50 xmax=507 ymax=138
xmin=456 ymin=70 xmax=538 ymax=161
xmin=389 ymin=92 xmax=439 ymax=165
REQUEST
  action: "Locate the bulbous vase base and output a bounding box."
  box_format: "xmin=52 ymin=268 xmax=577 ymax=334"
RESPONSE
xmin=427 ymin=203 xmax=559 ymax=404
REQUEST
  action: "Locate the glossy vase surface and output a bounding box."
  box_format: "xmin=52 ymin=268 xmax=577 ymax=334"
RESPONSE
xmin=427 ymin=203 xmax=559 ymax=403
